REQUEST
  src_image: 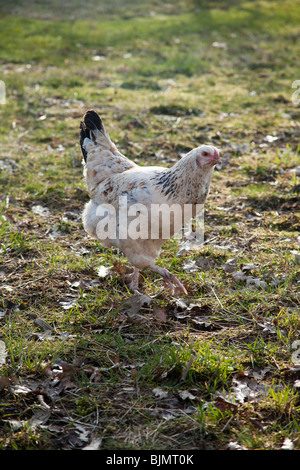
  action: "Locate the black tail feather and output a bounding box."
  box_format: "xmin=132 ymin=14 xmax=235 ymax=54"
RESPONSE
xmin=79 ymin=110 xmax=103 ymax=162
xmin=79 ymin=125 xmax=88 ymax=162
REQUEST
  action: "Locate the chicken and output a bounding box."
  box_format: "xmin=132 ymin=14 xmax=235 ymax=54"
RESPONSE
xmin=79 ymin=110 xmax=220 ymax=294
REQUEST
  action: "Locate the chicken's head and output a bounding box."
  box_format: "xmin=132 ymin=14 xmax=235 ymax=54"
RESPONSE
xmin=195 ymin=145 xmax=221 ymax=168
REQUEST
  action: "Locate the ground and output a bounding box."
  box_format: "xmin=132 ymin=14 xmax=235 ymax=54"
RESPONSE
xmin=0 ymin=0 xmax=299 ymax=450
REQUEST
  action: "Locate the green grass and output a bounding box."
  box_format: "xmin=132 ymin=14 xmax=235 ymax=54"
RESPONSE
xmin=0 ymin=0 xmax=299 ymax=450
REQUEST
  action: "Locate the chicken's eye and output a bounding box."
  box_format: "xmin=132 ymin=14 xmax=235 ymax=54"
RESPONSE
xmin=202 ymin=151 xmax=208 ymax=156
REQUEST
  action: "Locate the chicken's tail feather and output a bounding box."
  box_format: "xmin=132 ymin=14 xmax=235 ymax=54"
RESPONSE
xmin=82 ymin=110 xmax=103 ymax=134
xmin=79 ymin=127 xmax=88 ymax=161
xmin=79 ymin=110 xmax=108 ymax=162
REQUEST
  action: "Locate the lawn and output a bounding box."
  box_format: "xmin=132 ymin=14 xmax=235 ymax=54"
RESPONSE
xmin=0 ymin=0 xmax=299 ymax=450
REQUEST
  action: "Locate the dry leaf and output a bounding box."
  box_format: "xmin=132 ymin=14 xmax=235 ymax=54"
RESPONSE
xmin=97 ymin=265 xmax=112 ymax=278
xmin=281 ymin=438 xmax=294 ymax=450
xmin=246 ymin=277 xmax=267 ymax=289
xmin=183 ymin=260 xmax=199 ymax=273
xmin=124 ymin=292 xmax=152 ymax=320
xmin=82 ymin=437 xmax=103 ymax=450
xmin=113 ymin=262 xmax=128 ymax=274
xmin=0 ymin=340 xmax=7 ymax=365
xmin=232 ymin=270 xmax=248 ymax=281
xmin=0 ymin=309 xmax=6 ymax=319
xmin=28 ymin=409 xmax=51 ymax=431
xmin=152 ymin=387 xmax=168 ymax=399
xmin=214 ymin=396 xmax=238 ymax=413
xmin=59 ymin=296 xmax=78 ymax=310
xmin=223 ymin=258 xmax=238 ymax=273
xmin=153 ymin=304 xmax=167 ymax=322
xmin=32 ymin=205 xmax=50 ymax=217
xmin=0 ymin=376 xmax=11 ymax=389
xmin=178 ymin=390 xmax=196 ymax=400
xmin=227 ymin=441 xmax=247 ymax=450
xmin=34 ymin=318 xmax=53 ymax=332
xmin=196 ymin=256 xmax=214 ymax=270
xmin=212 ymin=41 xmax=228 ymax=49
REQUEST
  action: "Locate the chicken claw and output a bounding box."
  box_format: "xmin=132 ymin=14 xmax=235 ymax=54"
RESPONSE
xmin=149 ymin=265 xmax=187 ymax=295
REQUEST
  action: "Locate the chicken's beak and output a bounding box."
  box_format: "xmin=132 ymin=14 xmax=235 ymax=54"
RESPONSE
xmin=209 ymin=149 xmax=221 ymax=165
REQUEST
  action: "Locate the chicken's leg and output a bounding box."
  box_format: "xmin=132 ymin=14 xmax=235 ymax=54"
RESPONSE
xmin=126 ymin=267 xmax=140 ymax=292
xmin=149 ymin=264 xmax=187 ymax=295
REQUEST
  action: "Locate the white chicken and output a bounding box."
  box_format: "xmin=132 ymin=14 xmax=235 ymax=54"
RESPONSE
xmin=79 ymin=110 xmax=220 ymax=294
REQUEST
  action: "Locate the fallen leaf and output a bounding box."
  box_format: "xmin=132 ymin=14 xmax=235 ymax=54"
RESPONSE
xmin=33 ymin=318 xmax=53 ymax=332
xmin=10 ymin=385 xmax=32 ymax=395
xmin=265 ymin=135 xmax=278 ymax=143
xmin=281 ymin=438 xmax=294 ymax=450
xmin=183 ymin=260 xmax=199 ymax=273
xmin=68 ymin=279 xmax=95 ymax=289
xmin=97 ymin=265 xmax=112 ymax=278
xmin=82 ymin=437 xmax=103 ymax=450
xmin=232 ymin=270 xmax=248 ymax=281
xmin=28 ymin=409 xmax=51 ymax=431
xmin=212 ymin=41 xmax=228 ymax=49
xmin=113 ymin=262 xmax=128 ymax=274
xmin=178 ymin=390 xmax=196 ymax=400
xmin=223 ymin=258 xmax=238 ymax=273
xmin=227 ymin=441 xmax=247 ymax=450
xmin=214 ymin=396 xmax=238 ymax=413
xmin=0 ymin=159 xmax=19 ymax=173
xmin=4 ymin=419 xmax=24 ymax=431
xmin=0 ymin=376 xmax=11 ymax=388
xmin=0 ymin=340 xmax=7 ymax=365
xmin=124 ymin=292 xmax=153 ymax=320
xmin=153 ymin=304 xmax=168 ymax=322
xmin=32 ymin=205 xmax=50 ymax=217
xmin=243 ymin=366 xmax=271 ymax=380
xmin=241 ymin=263 xmax=260 ymax=272
xmin=196 ymin=256 xmax=215 ymax=270
xmin=246 ymin=277 xmax=268 ymax=289
xmin=152 ymin=387 xmax=168 ymax=399
xmin=0 ymin=309 xmax=6 ymax=319
xmin=291 ymin=250 xmax=300 ymax=264
xmin=92 ymin=55 xmax=105 ymax=61
xmin=59 ymin=296 xmax=78 ymax=310
xmin=173 ymin=298 xmax=188 ymax=310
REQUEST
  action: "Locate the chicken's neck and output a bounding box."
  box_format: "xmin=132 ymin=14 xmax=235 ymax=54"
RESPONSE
xmin=154 ymin=158 xmax=214 ymax=205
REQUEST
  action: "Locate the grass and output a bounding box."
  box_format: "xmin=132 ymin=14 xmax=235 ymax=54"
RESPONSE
xmin=0 ymin=0 xmax=299 ymax=450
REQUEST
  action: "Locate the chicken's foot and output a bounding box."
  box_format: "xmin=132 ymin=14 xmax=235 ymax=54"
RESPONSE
xmin=149 ymin=265 xmax=187 ymax=295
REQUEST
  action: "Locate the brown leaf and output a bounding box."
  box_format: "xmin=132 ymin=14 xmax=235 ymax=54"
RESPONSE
xmin=28 ymin=409 xmax=51 ymax=431
xmin=113 ymin=262 xmax=129 ymax=275
xmin=214 ymin=396 xmax=238 ymax=414
xmin=223 ymin=258 xmax=238 ymax=273
xmin=153 ymin=304 xmax=168 ymax=322
xmin=0 ymin=375 xmax=11 ymax=389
